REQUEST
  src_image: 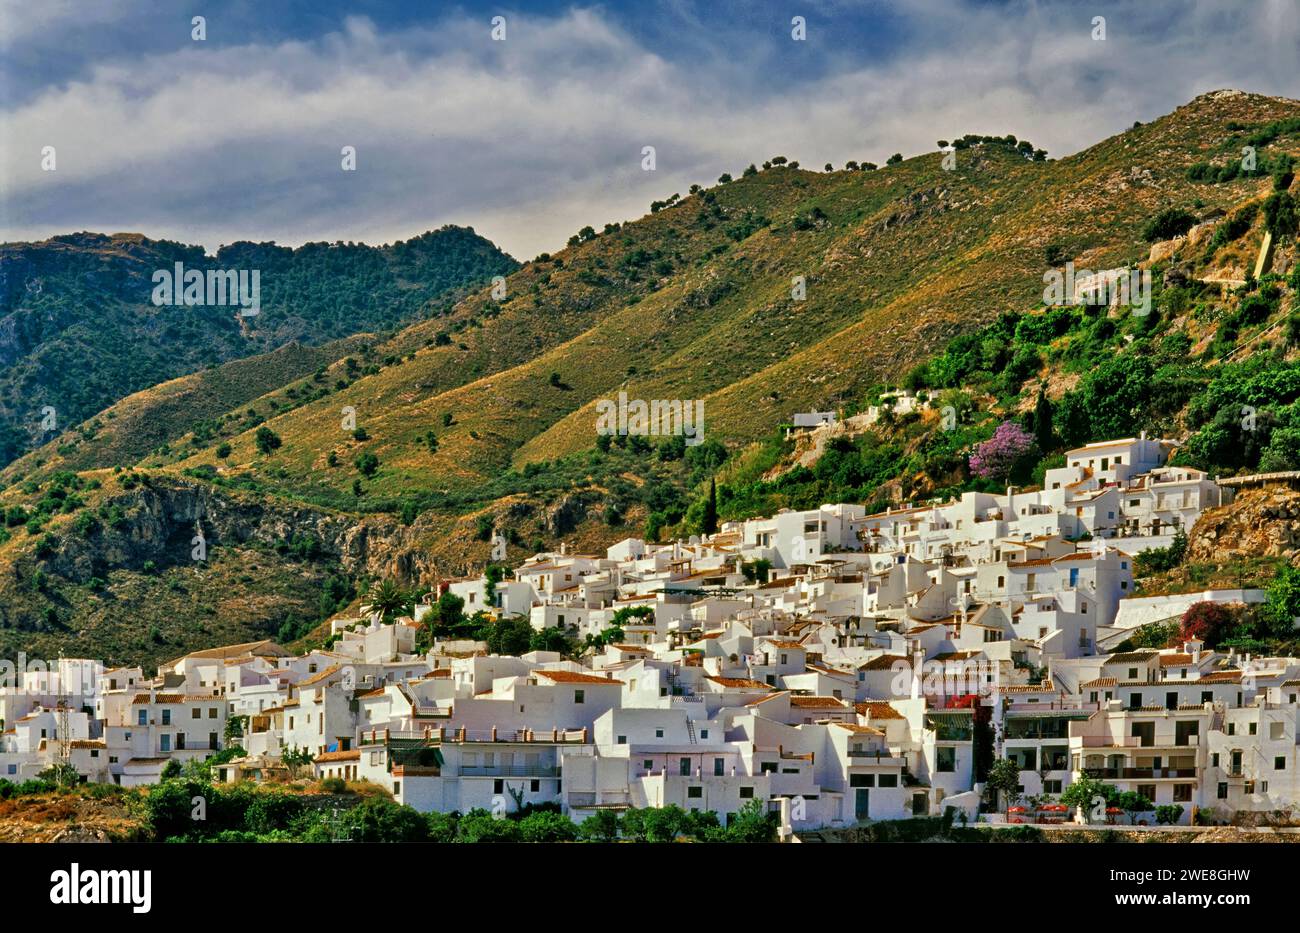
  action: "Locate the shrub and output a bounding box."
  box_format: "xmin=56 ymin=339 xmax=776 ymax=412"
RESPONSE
xmin=354 ymin=452 xmax=379 ymax=477
xmin=1142 ymin=207 xmax=1196 ymax=242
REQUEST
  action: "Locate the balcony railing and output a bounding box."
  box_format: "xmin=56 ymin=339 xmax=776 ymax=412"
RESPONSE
xmin=1083 ymin=767 xmax=1197 ymax=779
xmin=458 ymin=765 xmax=559 ymax=778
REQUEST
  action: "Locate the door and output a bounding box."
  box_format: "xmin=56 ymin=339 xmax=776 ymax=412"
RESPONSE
xmin=1166 ymin=692 xmax=1178 ymax=710
xmin=855 ymin=788 xmax=870 ymax=820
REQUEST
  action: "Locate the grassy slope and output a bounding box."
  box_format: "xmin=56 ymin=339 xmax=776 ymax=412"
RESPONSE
xmin=158 ymin=92 xmax=1300 ymax=506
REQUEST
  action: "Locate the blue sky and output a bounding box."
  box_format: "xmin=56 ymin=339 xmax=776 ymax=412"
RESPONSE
xmin=1 ymin=0 xmax=1297 ymax=259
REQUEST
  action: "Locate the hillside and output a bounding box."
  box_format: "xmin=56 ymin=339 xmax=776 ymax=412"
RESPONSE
xmin=0 ymin=89 xmax=1297 ymax=668
xmin=0 ymin=226 xmax=519 ymax=469
xmin=166 ymin=91 xmax=1299 ymax=502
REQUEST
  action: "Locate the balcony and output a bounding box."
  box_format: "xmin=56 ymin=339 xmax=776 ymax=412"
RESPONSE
xmin=458 ymin=765 xmax=559 ymax=778
xmin=1120 ymin=767 xmax=1197 ymax=780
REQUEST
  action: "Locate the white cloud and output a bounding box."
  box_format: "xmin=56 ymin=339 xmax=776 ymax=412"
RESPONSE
xmin=1 ymin=2 xmax=1296 ymax=259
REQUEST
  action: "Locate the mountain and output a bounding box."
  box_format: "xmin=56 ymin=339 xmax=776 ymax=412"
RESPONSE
xmin=0 ymin=89 xmax=1297 ymax=668
xmin=0 ymin=226 xmax=520 ymax=468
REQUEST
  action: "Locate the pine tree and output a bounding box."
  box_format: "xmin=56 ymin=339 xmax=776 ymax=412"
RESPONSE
xmin=703 ymin=477 xmax=719 ymax=534
xmin=1034 ymin=389 xmax=1055 ymax=452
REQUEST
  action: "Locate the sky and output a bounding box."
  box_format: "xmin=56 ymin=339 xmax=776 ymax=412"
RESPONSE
xmin=1 ymin=0 xmax=1297 ymax=260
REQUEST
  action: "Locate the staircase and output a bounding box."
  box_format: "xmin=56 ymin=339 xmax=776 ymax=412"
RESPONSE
xmin=686 ymin=719 xmax=697 ymax=744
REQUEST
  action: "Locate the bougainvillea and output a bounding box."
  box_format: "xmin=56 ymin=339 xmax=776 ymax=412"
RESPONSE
xmin=969 ymin=421 xmax=1037 ymax=481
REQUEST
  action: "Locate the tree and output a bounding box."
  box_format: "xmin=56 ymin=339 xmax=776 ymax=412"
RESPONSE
xmin=456 ymin=808 xmax=522 ymax=842
xmin=355 ymin=451 xmax=379 ymax=477
xmin=702 ymin=476 xmax=719 ymax=535
xmin=1033 ymin=389 xmax=1055 ymax=451
xmin=886 ymin=153 xmax=903 ymax=165
xmin=579 ymin=809 xmax=620 ymax=841
xmin=1116 ymin=789 xmax=1154 ymax=824
xmin=282 ymin=745 xmax=314 ymax=779
xmin=1155 ymin=804 xmax=1184 ymax=825
xmin=725 ymin=799 xmax=777 ymax=842
xmin=969 ymin=421 xmax=1037 ymax=482
xmin=1262 ymin=190 xmax=1297 ymax=239
xmin=518 ymin=811 xmax=579 ymax=842
xmin=254 ymin=426 xmax=282 ymax=455
xmin=224 ymin=715 xmax=248 ymax=745
xmin=1180 ymin=601 xmax=1234 ymax=647
xmin=1141 ymin=207 xmax=1196 ymax=242
xmin=1264 ymin=563 xmax=1300 ymax=637
xmin=366 ymin=579 xmax=410 ymax=620
xmin=486 ymin=617 xmax=534 ymax=655
xmin=1060 ymin=776 xmax=1116 ymax=820
xmin=986 ymin=758 xmax=1023 ymax=817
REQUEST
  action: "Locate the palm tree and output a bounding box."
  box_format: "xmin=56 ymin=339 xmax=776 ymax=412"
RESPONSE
xmin=364 ymin=579 xmax=409 ymax=620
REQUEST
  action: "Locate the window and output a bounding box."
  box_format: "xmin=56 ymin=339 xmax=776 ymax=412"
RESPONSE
xmin=936 ymin=747 xmax=956 ymax=772
xmin=209 ymin=708 xmax=218 ymax=719
xmin=1128 ymin=668 xmax=1138 ymax=680
xmin=137 ymin=710 xmax=147 ymax=726
xmin=393 ymin=781 xmax=401 ymax=795
xmin=1271 ymin=722 xmax=1285 ymax=740
xmin=161 ymin=710 xmax=171 ymax=725
xmin=1201 ymin=691 xmax=1213 ymax=704
xmin=1217 ymin=782 xmax=1228 ymax=799
xmin=878 ymin=774 xmax=898 ymax=788
xmin=850 ymin=774 xmax=875 ymax=787
xmin=1276 ymin=756 xmax=1287 ymax=771
xmin=531 ymin=780 xmax=540 ymax=792
xmin=699 ymin=729 xmax=709 ymax=740
xmin=1249 ymin=722 xmax=1257 ymax=736
xmin=616 ymin=735 xmax=627 ymax=745
xmin=192 ymin=708 xmax=201 ymax=719
xmin=493 ymin=780 xmax=504 ymax=794
xmin=1044 ymin=780 xmax=1062 ymax=794
xmin=1173 ymin=784 xmax=1193 ymax=802
xmin=160 ymin=735 xmax=171 ymax=752
xmin=574 ymin=690 xmax=585 ymax=704
xmin=643 ymin=760 xmax=653 ymax=770
xmin=679 ymin=758 xmax=691 ymax=776
xmin=739 ymin=787 xmax=754 ymax=799
xmin=655 ymin=728 xmax=664 ymax=738
xmin=714 ymin=758 xmax=724 ymax=776
xmin=687 ymin=786 xmax=702 ymax=799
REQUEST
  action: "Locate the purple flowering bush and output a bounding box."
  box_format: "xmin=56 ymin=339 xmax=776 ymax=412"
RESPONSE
xmin=969 ymin=421 xmax=1037 ymax=482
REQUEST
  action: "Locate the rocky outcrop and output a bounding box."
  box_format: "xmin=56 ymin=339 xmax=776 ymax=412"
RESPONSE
xmin=1188 ymin=485 xmax=1300 ymax=564
xmin=27 ymin=476 xmax=444 ymax=586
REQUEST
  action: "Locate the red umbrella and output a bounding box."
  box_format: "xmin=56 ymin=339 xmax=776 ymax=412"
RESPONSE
xmin=1008 ymin=806 xmax=1027 ymax=813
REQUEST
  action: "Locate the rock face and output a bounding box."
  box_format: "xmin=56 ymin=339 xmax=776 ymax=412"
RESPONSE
xmin=33 ymin=476 xmax=441 ymax=586
xmin=1188 ymin=485 xmax=1300 ymax=564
